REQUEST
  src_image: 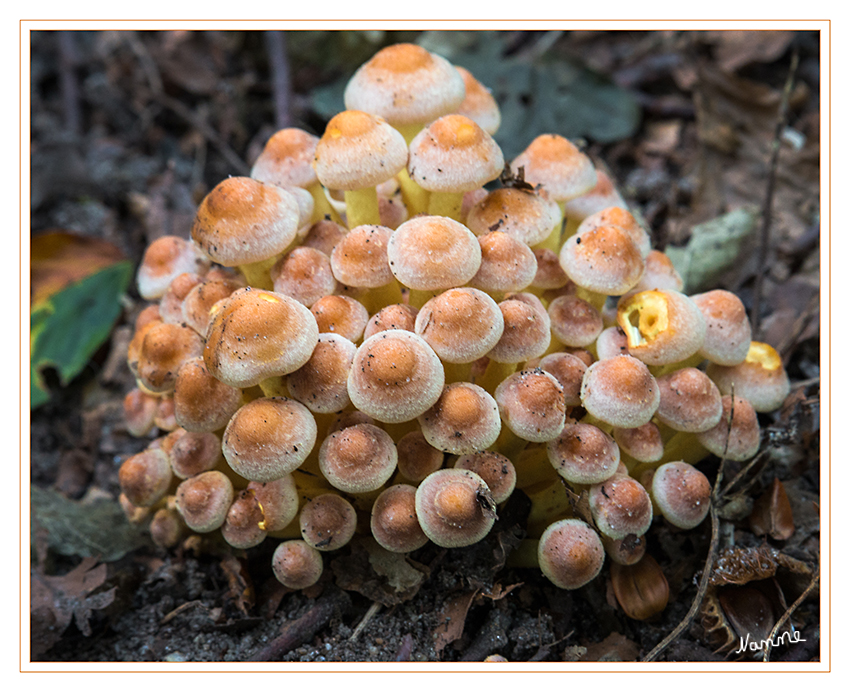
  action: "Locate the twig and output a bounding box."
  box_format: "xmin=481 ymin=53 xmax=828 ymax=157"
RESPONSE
xmin=751 ymin=45 xmax=800 ymax=339
xmin=349 ymin=601 xmax=381 ymax=642
xmin=264 ymin=31 xmax=293 ymax=131
xmin=643 ymin=409 xmax=735 ymax=662
xmin=762 ymin=566 xmax=820 ymax=662
xmin=249 ymin=587 xmax=350 ymax=661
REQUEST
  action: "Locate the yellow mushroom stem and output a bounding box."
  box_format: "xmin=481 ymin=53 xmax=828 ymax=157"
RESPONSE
xmin=506 ymin=537 xmax=542 ymax=568
xmin=237 ymin=256 xmax=278 ymax=290
xmin=427 ymin=190 xmax=465 ymax=221
xmin=532 ymin=201 xmax=567 ymax=254
xmin=344 ymin=187 xmax=382 ymax=229
xmin=397 ymin=168 xmax=430 ymax=217
xmin=475 ymin=359 xmax=518 ymax=396
xmin=308 ymin=181 xmax=343 ymax=224
xmin=523 ymin=478 xmax=575 ymax=538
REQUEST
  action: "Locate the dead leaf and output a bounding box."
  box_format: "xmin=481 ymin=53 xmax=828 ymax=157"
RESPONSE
xmin=705 ymin=31 xmax=796 ymax=73
xmin=31 ymin=230 xmax=127 ymax=306
xmin=219 ymin=555 xmax=254 ymax=616
xmin=31 ymin=556 xmax=116 ymax=657
xmin=433 ymin=590 xmax=478 ymax=653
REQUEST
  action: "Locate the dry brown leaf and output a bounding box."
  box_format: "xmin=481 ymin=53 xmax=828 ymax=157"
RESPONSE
xmin=30 ymin=556 xmax=116 ymax=657
xmin=219 ymin=555 xmax=254 ymax=616
xmin=705 ymin=31 xmax=796 ymax=73
xmin=433 ymin=590 xmax=478 ymax=653
xmin=31 ymin=231 xmax=126 ymax=306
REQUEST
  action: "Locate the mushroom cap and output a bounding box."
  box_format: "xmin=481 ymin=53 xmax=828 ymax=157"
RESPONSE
xmin=222 ymin=397 xmax=318 ymax=482
xmin=538 ymin=352 xmax=588 ymax=407
xmin=419 ymin=382 xmax=501 ymax=454
xmin=175 ymin=470 xmax=234 ymax=533
xmin=612 ymin=422 xmax=664 ymax=463
xmin=272 ymin=540 xmax=324 ymax=590
xmin=370 ymin=484 xmax=430 ymax=553
xmin=495 ymin=368 xmax=567 ymax=443
xmin=575 ymin=206 xmax=651 ymax=259
xmin=137 ymin=322 xmax=204 ymax=394
xmin=221 ymin=489 xmax=268 ymax=550
xmin=651 ymin=462 xmax=712 ymax=530
xmin=453 ymin=451 xmax=516 ymax=505
xmin=347 ymin=329 xmax=445 ymax=424
xmin=301 ymin=218 xmax=348 ymax=256
xmin=173 ymin=357 xmax=243 ymax=433
xmin=595 ymin=326 xmax=630 ymax=360
xmin=691 ymin=289 xmax=752 ymax=366
xmin=287 ymin=333 xmax=357 ymax=414
xmin=487 ymin=294 xmax=551 ymax=364
xmin=387 ymin=216 xmax=481 ymax=291
xmin=159 ymin=272 xmax=203 ymax=324
xmin=548 ymin=294 xmax=604 ymax=348
xmin=363 ymin=303 xmax=419 ymax=340
xmin=313 ymin=110 xmax=408 ymax=191
xmin=562 ymin=170 xmax=628 ymax=221
xmin=696 ymin=394 xmax=761 ymax=461
xmin=510 ymin=134 xmax=597 ymax=202
xmin=318 ymin=423 xmax=398 ymax=494
xmin=396 ymin=430 xmax=445 ymax=482
xmin=601 ymin=533 xmax=647 ymax=567
xmin=344 ymin=43 xmax=465 ymax=128
xmin=559 ymin=224 xmax=645 ymax=296
xmin=249 ymin=476 xmax=300 ymax=533
xmin=408 ymin=114 xmax=504 ymax=193
xmin=706 ymin=341 xmax=790 ymax=413
xmin=299 ymin=493 xmax=357 ymax=551
xmin=203 ymin=287 xmax=319 ymax=389
xmin=181 ymin=277 xmax=243 ymax=336
xmin=546 ymin=422 xmax=621 ymax=485
xmin=655 ymin=367 xmax=723 ymax=433
xmin=118 ymin=448 xmax=173 ymax=508
xmin=627 ymin=249 xmax=684 ymax=295
xmin=415 ymin=468 xmax=496 ymax=548
xmin=531 ymin=248 xmax=570 ymax=290
xmin=469 ymin=231 xmax=538 ymax=294
xmin=191 ymin=177 xmax=301 ymax=267
xmin=310 ymin=294 xmax=370 ymax=342
xmin=123 ymin=388 xmax=158 ymax=438
xmin=454 ymin=66 xmax=501 ymax=135
xmin=137 ymin=236 xmax=211 ymax=301
xmin=415 ymin=288 xmax=504 ymax=364
xmin=168 ymin=430 xmax=222 ymax=479
xmin=330 ymin=224 xmax=395 ymax=288
xmin=589 ymin=475 xmax=653 ymax=540
xmin=271 ymin=246 xmax=337 ymax=307
xmin=250 ymin=127 xmax=320 ymax=189
xmin=581 ymin=355 xmax=660 ymax=429
xmin=617 ymin=289 xmax=707 ymax=366
xmin=537 ymin=519 xmax=605 ymax=590
xmin=465 ymin=187 xmax=562 ymax=247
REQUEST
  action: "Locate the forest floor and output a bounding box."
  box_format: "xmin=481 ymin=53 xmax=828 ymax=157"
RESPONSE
xmin=27 ymin=28 xmax=822 ymax=666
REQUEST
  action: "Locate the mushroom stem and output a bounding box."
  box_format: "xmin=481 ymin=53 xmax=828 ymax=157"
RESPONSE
xmin=657 ymin=430 xmax=710 ymax=466
xmin=344 ymin=188 xmax=382 ymax=228
xmin=308 ymin=182 xmax=343 ymax=224
xmin=475 ymin=359 xmax=517 ymax=396
xmin=442 ymin=361 xmax=472 ymax=384
xmin=648 ymin=352 xmax=706 ymax=378
xmin=573 ymin=285 xmax=608 ymax=313
xmin=237 ymin=256 xmax=278 ymax=290
xmin=523 ymin=478 xmax=574 ymax=537
xmin=397 ymin=168 xmax=430 ymax=216
xmin=495 ymin=424 xmax=528 ymax=459
xmin=359 ymin=279 xmax=405 ymax=315
xmin=514 ymin=445 xmax=558 ymax=488
xmin=427 ymin=191 xmax=465 ymax=221
xmin=407 ymin=288 xmax=437 ymax=310
xmin=259 ymin=376 xmax=289 ymax=398
xmin=532 ymin=205 xmax=567 ymax=254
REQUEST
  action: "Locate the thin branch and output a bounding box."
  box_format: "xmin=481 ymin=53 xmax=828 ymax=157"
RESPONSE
xmin=751 ymin=45 xmax=800 ymax=338
xmin=264 ymin=30 xmax=293 ymax=130
xmin=762 ymin=566 xmax=820 ymax=662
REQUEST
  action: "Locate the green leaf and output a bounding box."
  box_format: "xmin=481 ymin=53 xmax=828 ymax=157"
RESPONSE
xmin=30 ymin=260 xmax=133 ymax=408
xmin=665 ymin=207 xmax=759 ymax=293
xmin=31 ymin=486 xmax=150 ymax=562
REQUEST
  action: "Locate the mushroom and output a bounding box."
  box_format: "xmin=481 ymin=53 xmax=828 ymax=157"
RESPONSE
xmin=313 ymin=110 xmax=408 ymax=228
xmin=286 ymin=333 xmax=357 ymax=415
xmin=651 ymin=461 xmax=712 ymax=530
xmin=691 ymin=289 xmax=752 ymax=366
xmin=347 ymin=329 xmax=445 ymax=424
xmin=118 ymin=448 xmax=173 ymax=508
xmin=167 ymin=430 xmax=222 ymax=479
xmin=203 ymin=287 xmax=319 ymax=390
xmin=580 ymin=355 xmax=660 ymax=430
xmin=318 ymin=423 xmax=398 ymax=494
xmin=191 ymin=177 xmax=301 ymax=288
xmin=329 ymin=224 xmax=402 ymax=311
xmin=494 ymin=368 xmax=567 ymax=452
xmin=547 ymin=294 xmax=604 ymax=349
xmin=363 ymin=303 xmax=419 ymax=340
xmin=546 ymin=422 xmax=621 ymax=485
xmin=453 ymin=451 xmax=517 ymax=505
xmin=706 ymin=341 xmax=791 ymax=413
xmin=453 ymin=66 xmax=501 ymax=134
xmin=172 ymin=357 xmax=243 ymax=434
xmin=414 ymin=468 xmax=497 ymax=548
xmin=370 ymin=484 xmax=429 ymax=553
xmin=588 ymin=474 xmax=653 ymax=540
xmin=136 ymin=322 xmax=204 ymax=395
xmin=537 ymin=518 xmax=605 ymax=590
xmin=466 ymin=187 xmax=563 ymax=247
xmin=655 ymin=367 xmax=723 ymax=433
xmin=407 ymin=114 xmax=504 ymax=220
xmin=137 ymin=236 xmax=211 ymax=301
xmin=222 ymin=397 xmax=318 ymax=482
xmin=272 ymin=540 xmax=324 ymax=590
xmin=418 ymin=382 xmax=501 ymax=455
xmin=299 ymin=493 xmax=357 ymax=551
xmin=270 ymin=246 xmax=337 ymax=307
xmin=469 ymin=231 xmax=538 ymax=298
xmin=310 ymin=294 xmax=370 ymax=342
xmin=174 ymin=470 xmax=234 ymax=533
xmin=395 ymin=430 xmax=445 ymax=483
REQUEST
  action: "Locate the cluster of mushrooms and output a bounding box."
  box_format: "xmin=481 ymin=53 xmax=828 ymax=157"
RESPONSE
xmin=119 ymin=43 xmax=791 ymax=605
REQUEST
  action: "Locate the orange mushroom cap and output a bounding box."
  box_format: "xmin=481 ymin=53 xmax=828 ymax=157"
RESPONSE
xmin=175 ymin=470 xmax=234 ymax=533
xmin=559 ymin=224 xmax=645 ymax=296
xmin=272 ymin=540 xmax=324 ymax=590
xmin=250 ymin=127 xmax=320 ymax=189
xmin=173 ymin=357 xmax=243 ymax=433
xmin=589 ymin=474 xmax=653 ymax=540
xmin=419 ymin=382 xmax=502 ymax=454
xmin=271 ymin=246 xmax=337 ymax=307
xmin=495 ymin=368 xmax=567 ymax=443
xmin=453 ymin=66 xmax=501 ymax=135
xmin=318 ymin=423 xmax=398 ymax=494
xmin=581 ymin=355 xmax=660 ymax=429
xmin=415 ymin=468 xmax=497 ymax=548
xmin=546 ymin=421 xmax=621 ymax=485
xmin=538 ymin=518 xmax=605 ymax=590
xmin=691 ymin=289 xmax=752 ymax=366
xmin=370 ymin=484 xmax=429 ymax=553
xmin=137 ymin=236 xmax=211 ymax=301
xmin=706 ymin=341 xmax=790 ymax=413
xmin=466 ymin=187 xmax=562 ymax=247
xmin=330 ymin=224 xmax=395 ymax=288
xmin=651 ymin=462 xmax=712 ymax=530
xmin=310 ymin=294 xmax=370 ymax=342
xmin=299 ymin=493 xmax=358 ymax=551
xmin=696 ymin=394 xmax=761 ymax=461
xmin=469 ymin=231 xmax=538 ymax=294
xmin=655 ymin=367 xmax=723 ymax=433
xmin=510 ymin=134 xmax=597 ymax=202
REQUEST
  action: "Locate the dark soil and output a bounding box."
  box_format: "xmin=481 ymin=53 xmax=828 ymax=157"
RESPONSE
xmin=28 ymin=28 xmax=822 ymax=665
